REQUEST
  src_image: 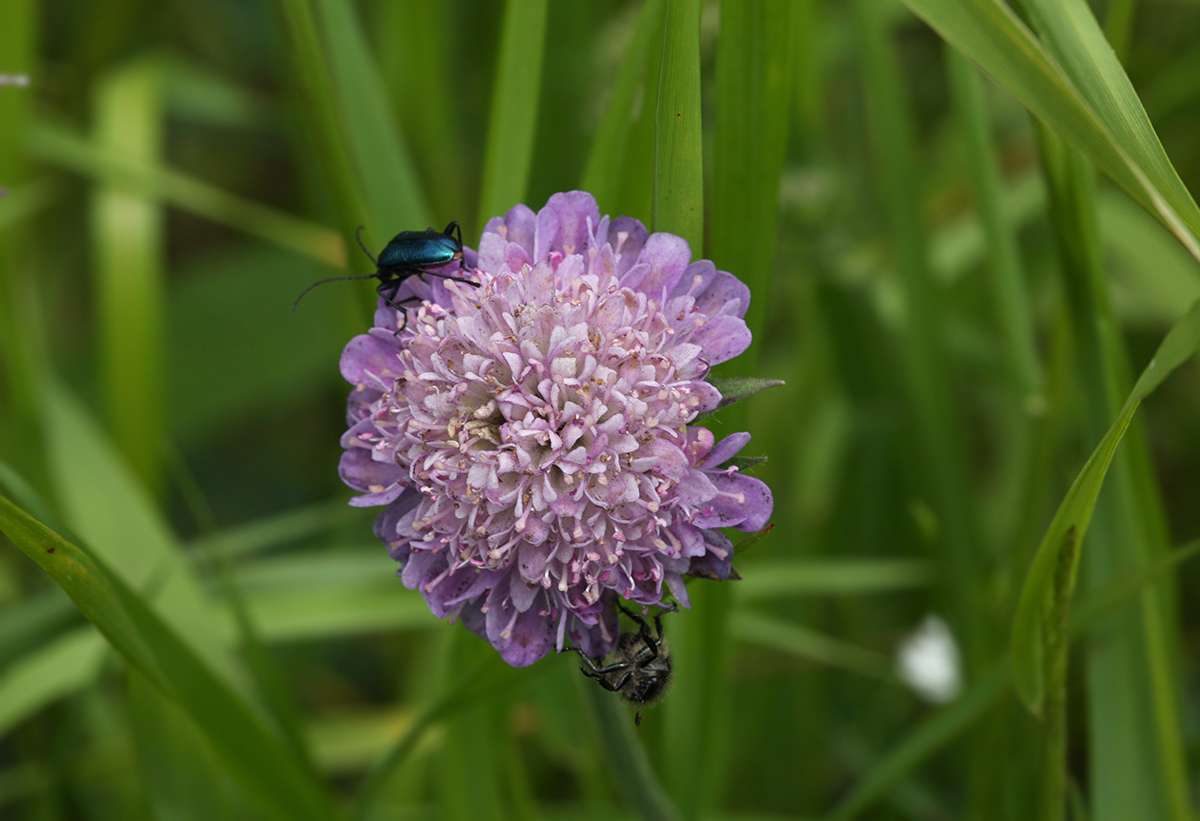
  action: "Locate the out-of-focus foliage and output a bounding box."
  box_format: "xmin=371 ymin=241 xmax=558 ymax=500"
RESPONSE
xmin=2 ymin=1 xmax=1200 ymax=819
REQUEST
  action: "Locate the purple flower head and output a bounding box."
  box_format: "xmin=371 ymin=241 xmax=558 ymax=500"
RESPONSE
xmin=339 ymin=192 xmax=773 ymax=666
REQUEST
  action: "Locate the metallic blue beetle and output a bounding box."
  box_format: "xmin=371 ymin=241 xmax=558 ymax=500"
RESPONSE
xmin=293 ymin=221 xmax=479 ymax=331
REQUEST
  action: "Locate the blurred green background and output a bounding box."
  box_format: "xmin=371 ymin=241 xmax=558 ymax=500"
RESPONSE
xmin=3 ymin=0 xmax=1200 ymax=819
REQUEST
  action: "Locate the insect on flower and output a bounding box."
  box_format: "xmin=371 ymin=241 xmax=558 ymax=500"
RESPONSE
xmin=575 ymin=602 xmax=676 ymax=725
xmin=293 ymin=221 xmax=479 ymax=331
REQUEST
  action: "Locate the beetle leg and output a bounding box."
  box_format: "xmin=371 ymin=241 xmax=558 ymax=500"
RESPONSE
xmin=445 ymin=221 xmax=471 ymax=273
xmin=376 ymin=275 xmax=422 ymax=334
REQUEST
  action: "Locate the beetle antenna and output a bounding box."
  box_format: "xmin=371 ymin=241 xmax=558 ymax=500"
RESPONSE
xmin=292 ymin=273 xmax=385 ymax=312
xmin=355 ymin=225 xmax=378 ymax=265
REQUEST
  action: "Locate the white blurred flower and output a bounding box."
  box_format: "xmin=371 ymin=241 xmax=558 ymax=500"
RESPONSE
xmin=896 ymin=615 xmax=961 ymax=703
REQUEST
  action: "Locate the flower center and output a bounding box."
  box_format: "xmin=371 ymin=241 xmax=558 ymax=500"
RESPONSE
xmin=391 ymin=264 xmax=702 ymax=584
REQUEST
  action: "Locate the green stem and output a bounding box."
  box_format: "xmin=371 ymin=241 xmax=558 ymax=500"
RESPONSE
xmin=584 ymin=685 xmax=682 ymax=821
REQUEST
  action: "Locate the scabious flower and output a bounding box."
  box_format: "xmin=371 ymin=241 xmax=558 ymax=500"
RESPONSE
xmin=339 ymin=191 xmax=772 ymax=666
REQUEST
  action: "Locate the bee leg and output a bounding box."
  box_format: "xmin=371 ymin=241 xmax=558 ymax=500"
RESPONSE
xmin=617 ymin=602 xmax=660 ymax=664
xmin=573 ymin=649 xmax=635 ymax=692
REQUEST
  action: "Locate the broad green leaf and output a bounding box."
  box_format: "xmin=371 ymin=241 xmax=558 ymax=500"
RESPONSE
xmin=0 ymin=496 xmax=337 ymax=821
xmin=168 ymin=245 xmax=344 ymax=441
xmin=1011 ymin=297 xmax=1200 ymax=711
xmin=897 ymin=0 xmax=1200 ymax=263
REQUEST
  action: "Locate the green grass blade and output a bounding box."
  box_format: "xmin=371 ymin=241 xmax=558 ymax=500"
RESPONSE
xmin=375 ymin=2 xmax=469 ymax=222
xmin=91 ymin=59 xmax=167 ymax=495
xmin=42 ymin=380 xmax=239 ymax=681
xmin=351 ymin=652 xmax=505 ymax=821
xmin=829 ymin=665 xmax=1011 ymax=820
xmin=1102 ymin=0 xmax=1136 ymax=62
xmin=897 ymin=0 xmax=1200 ymax=262
xmin=829 ymin=535 xmax=1200 ymax=819
xmin=0 ymin=0 xmax=42 ymax=487
xmin=168 ymin=450 xmax=321 ymax=781
xmin=0 ymin=178 xmax=58 ymax=230
xmin=128 ymin=671 xmax=258 ymax=820
xmin=710 ymin=0 xmax=795 ymax=354
xmin=652 ymin=0 xmax=702 ymax=249
xmin=730 ymin=611 xmax=894 ymax=679
xmin=275 ymin=0 xmax=430 ymax=232
xmin=1014 ymin=125 xmax=1194 ymax=821
xmin=651 ymin=5 xmax=708 ymax=812
xmin=0 ymin=628 xmax=105 ymax=734
xmin=166 ymin=245 xmax=345 ymax=441
xmin=1010 ymin=295 xmax=1200 ymax=709
xmin=945 ymin=49 xmax=1041 ymax=395
xmin=245 ymin=573 xmax=436 ymax=642
xmin=31 ymin=120 xmax=343 ymax=266
xmin=584 ymin=684 xmax=682 ymax=821
xmin=852 ymin=0 xmax=982 ymax=669
xmin=0 ymin=496 xmax=337 ymax=821
xmin=734 ymin=558 xmax=931 ymax=598
xmin=477 ymin=0 xmax=548 ymax=225
xmin=1021 ymin=0 xmax=1200 ymax=238
xmin=581 ymin=0 xmax=664 ymax=209
xmin=311 ymin=0 xmax=428 ymax=229
xmin=1072 ymin=539 xmax=1200 ymax=632
xmin=662 ymin=582 xmax=733 ymax=817
xmin=274 ymin=0 xmax=370 ymax=233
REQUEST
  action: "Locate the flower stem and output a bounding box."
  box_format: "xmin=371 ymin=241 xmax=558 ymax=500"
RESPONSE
xmin=585 ymin=685 xmax=682 ymax=821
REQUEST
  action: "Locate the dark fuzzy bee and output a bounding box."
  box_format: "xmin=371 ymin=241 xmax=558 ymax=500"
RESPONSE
xmin=575 ymin=602 xmax=675 ymax=725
